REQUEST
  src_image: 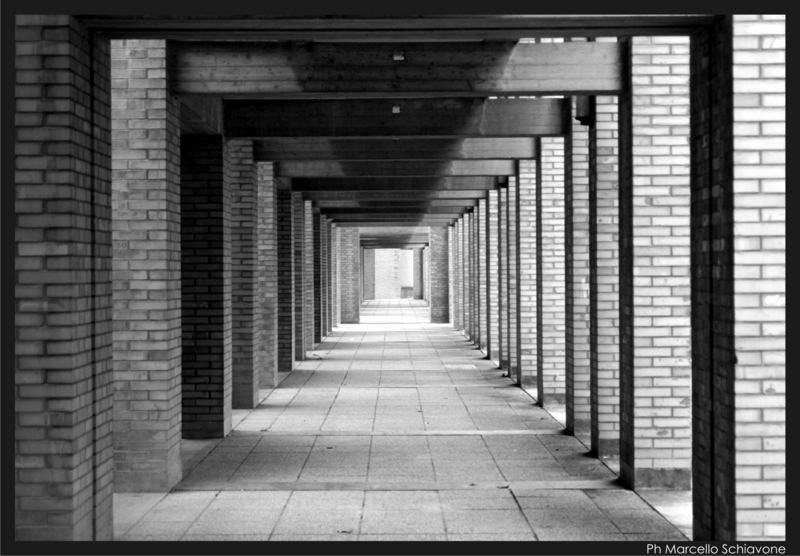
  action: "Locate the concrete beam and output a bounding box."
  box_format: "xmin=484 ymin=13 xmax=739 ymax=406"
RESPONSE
xmin=291 ymin=177 xmax=496 ymax=191
xmin=172 ymin=41 xmax=622 ymax=96
xmin=303 ymin=190 xmax=490 ymax=201
xmin=254 ymin=138 xmax=537 ymax=161
xmin=84 ymin=15 xmax=717 ymax=41
xmin=224 ymin=98 xmax=568 ymax=138
xmin=276 ymin=160 xmax=514 ymax=178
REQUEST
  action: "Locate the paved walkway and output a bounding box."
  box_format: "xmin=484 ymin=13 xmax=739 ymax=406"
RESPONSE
xmin=114 ymin=299 xmax=688 ymax=541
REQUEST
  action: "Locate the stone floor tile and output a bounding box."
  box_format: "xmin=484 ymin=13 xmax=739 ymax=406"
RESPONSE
xmin=360 ymin=509 xmax=446 ymax=535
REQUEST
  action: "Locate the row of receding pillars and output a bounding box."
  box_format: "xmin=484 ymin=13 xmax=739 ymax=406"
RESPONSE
xmin=431 ymin=30 xmax=785 ymax=542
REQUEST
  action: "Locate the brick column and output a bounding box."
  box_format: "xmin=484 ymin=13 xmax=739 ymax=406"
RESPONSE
xmin=363 ymin=248 xmax=375 ymax=300
xmin=428 ymin=227 xmax=449 ymax=323
xmin=110 ymin=39 xmax=182 ymax=493
xmin=257 ymin=163 xmax=279 ymax=387
xmin=331 ymin=224 xmax=340 ymax=326
xmin=227 ymin=139 xmax=260 ymax=409
xmin=691 ymin=15 xmax=785 ymax=541
xmin=339 ymin=228 xmax=360 ymax=323
xmin=463 ymin=215 xmax=471 ymax=333
xmin=313 ymin=208 xmax=322 ymax=343
xmin=447 ymin=226 xmax=455 ymax=321
xmin=276 ymin=185 xmax=295 ymax=372
xmin=477 ymin=198 xmax=489 ymax=352
xmin=303 ymin=201 xmax=314 ymax=349
xmin=487 ymin=189 xmax=500 ymax=363
xmin=498 ymin=185 xmax=508 ymax=371
xmin=591 ymin=93 xmax=622 ymax=458
xmin=412 ymin=248 xmax=424 ymax=299
xmin=473 ymin=207 xmax=481 ymax=345
xmin=518 ymin=160 xmax=539 ymax=395
xmin=325 ymin=218 xmax=334 ymax=334
xmin=15 ymin=15 xmax=113 ymax=541
xmin=291 ymin=192 xmax=306 ymax=360
xmin=423 ymin=246 xmax=430 ymax=302
xmin=319 ymin=214 xmax=328 ymax=338
xmin=566 ymin=100 xmax=592 ymax=440
xmin=507 ymin=176 xmax=521 ymax=384
xmin=180 ymin=135 xmax=232 ymax=439
xmin=619 ymin=37 xmax=691 ymax=489
xmin=453 ymin=220 xmax=462 ymax=329
xmin=540 ymin=138 xmax=567 ymax=404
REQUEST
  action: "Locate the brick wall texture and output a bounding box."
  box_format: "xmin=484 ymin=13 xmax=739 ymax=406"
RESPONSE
xmin=15 ymin=15 xmax=114 ymax=541
xmin=540 ymin=138 xmax=567 ymax=404
xmin=227 ymin=139 xmax=260 ymax=409
xmin=477 ymin=199 xmax=489 ymax=351
xmin=110 ymin=39 xmax=182 ymax=491
xmin=291 ymin=192 xmax=306 ymax=359
xmin=690 ymin=15 xmax=785 ymax=541
xmin=428 ymin=227 xmax=449 ymax=323
xmin=487 ymin=190 xmax=500 ymax=363
xmin=339 ymin=228 xmax=360 ymax=323
xmin=257 ymin=163 xmax=279 ymax=387
xmin=507 ymin=177 xmax=521 ymax=384
xmin=303 ymin=201 xmax=314 ymax=349
xmin=276 ymin=185 xmax=295 ymax=372
xmin=619 ymin=36 xmax=692 ymax=489
xmin=591 ymin=93 xmax=622 ymax=458
xmin=498 ymin=186 xmax=508 ymax=370
xmin=518 ymin=161 xmax=539 ymax=394
xmin=566 ymin=100 xmax=592 ymax=441
xmin=180 ymin=135 xmax=232 ymax=440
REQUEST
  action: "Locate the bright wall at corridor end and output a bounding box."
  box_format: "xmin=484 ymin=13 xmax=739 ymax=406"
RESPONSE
xmin=374 ymin=249 xmax=414 ymax=298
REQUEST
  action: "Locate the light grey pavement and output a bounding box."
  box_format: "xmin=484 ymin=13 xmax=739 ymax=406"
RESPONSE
xmin=114 ymin=299 xmax=690 ymax=541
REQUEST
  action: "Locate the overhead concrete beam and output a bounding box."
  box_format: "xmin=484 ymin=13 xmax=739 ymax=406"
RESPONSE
xmin=253 ymin=137 xmax=537 ymax=161
xmin=224 ymin=97 xmax=568 ymax=138
xmin=290 ymin=177 xmax=497 ymax=191
xmin=172 ymin=41 xmax=622 ymax=96
xmin=277 ymin=160 xmax=514 ymax=178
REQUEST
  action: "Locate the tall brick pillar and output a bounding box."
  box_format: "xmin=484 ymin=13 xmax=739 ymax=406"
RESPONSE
xmin=363 ymin=248 xmax=375 ymax=300
xmin=498 ymin=185 xmax=508 ymax=371
xmin=447 ymin=226 xmax=455 ymax=321
xmin=319 ymin=214 xmax=329 ymax=338
xmin=332 ymin=224 xmax=341 ymax=326
xmin=180 ymin=135 xmax=232 ymax=439
xmin=619 ymin=37 xmax=692 ymax=489
xmin=15 ymin=15 xmax=113 ymax=541
xmin=257 ymin=163 xmax=279 ymax=387
xmin=325 ymin=218 xmax=334 ymax=334
xmin=507 ymin=175 xmax=521 ymax=384
xmin=412 ymin=248 xmax=424 ymax=299
xmin=477 ymin=198 xmax=489 ymax=352
xmin=111 ymin=39 xmax=182 ymax=491
xmin=428 ymin=227 xmax=449 ymax=323
xmin=471 ymin=209 xmax=480 ymax=343
xmin=313 ymin=208 xmax=323 ymax=343
xmin=291 ymin=192 xmax=306 ymax=360
xmin=276 ymin=184 xmax=295 ymax=372
xmin=303 ymin=201 xmax=314 ymax=349
xmin=691 ymin=15 xmax=785 ymax=541
xmin=339 ymin=228 xmax=360 ymax=323
xmin=518 ymin=160 xmax=539 ymax=395
xmin=423 ymin=246 xmax=430 ymax=303
xmin=540 ymin=138 xmax=567 ymax=404
xmin=227 ymin=139 xmax=260 ymax=409
xmin=487 ymin=189 xmax=501 ymax=363
xmin=453 ymin=220 xmax=462 ymax=328
xmin=566 ymin=99 xmax=592 ymax=441
xmin=590 ymin=90 xmax=622 ymax=458
xmin=463 ymin=212 xmax=472 ymax=337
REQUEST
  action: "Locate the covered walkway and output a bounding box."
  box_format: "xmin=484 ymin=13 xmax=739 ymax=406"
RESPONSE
xmin=114 ymin=301 xmax=687 ymax=542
